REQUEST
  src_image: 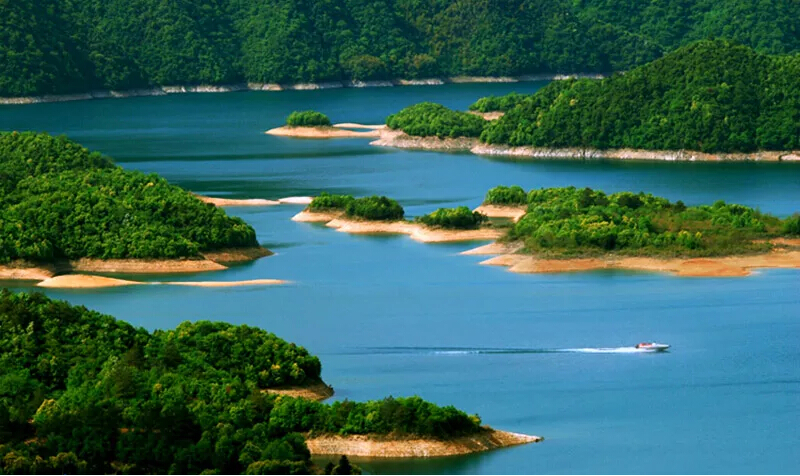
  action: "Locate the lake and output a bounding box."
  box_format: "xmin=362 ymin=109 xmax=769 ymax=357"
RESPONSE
xmin=1 ymin=82 xmax=799 ymax=474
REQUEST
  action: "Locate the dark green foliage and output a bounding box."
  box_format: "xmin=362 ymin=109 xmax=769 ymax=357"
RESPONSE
xmin=0 ymin=132 xmax=258 ymax=262
xmin=416 ymin=207 xmax=488 ymax=230
xmin=469 ymin=93 xmax=530 ymax=113
xmin=503 ymin=186 xmax=794 ymax=257
xmin=286 ymin=111 xmax=331 ymax=127
xmin=386 ymin=103 xmax=486 ymax=139
xmin=783 ymin=215 xmax=800 ymax=235
xmin=308 ymin=193 xmax=356 ymax=211
xmin=332 ymin=456 xmax=361 ymax=475
xmin=0 ymin=291 xmax=483 ymax=474
xmin=480 ymin=41 xmax=800 ymax=152
xmin=3 ymin=1 xmax=800 ymax=96
xmin=344 ymin=196 xmax=404 ymax=221
xmin=484 ymin=186 xmax=528 ymax=206
xmin=268 ymin=396 xmax=481 ymax=439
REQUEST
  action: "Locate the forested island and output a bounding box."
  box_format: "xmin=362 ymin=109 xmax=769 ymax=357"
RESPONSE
xmin=379 ymin=41 xmax=800 ymax=160
xmin=266 ymin=112 xmax=385 ymax=139
xmin=0 ymin=291 xmax=539 ymax=474
xmin=3 ymin=1 xmax=800 ymax=98
xmin=468 ymin=186 xmax=800 ymax=276
xmin=0 ymin=132 xmax=271 ymax=283
xmin=293 ymin=193 xmax=501 ymax=242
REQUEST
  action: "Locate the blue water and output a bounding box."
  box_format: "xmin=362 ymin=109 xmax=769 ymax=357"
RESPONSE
xmin=1 ymin=84 xmax=799 ymax=474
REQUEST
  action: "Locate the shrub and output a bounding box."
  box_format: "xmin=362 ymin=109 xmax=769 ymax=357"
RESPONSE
xmin=308 ymin=192 xmax=354 ymax=211
xmin=286 ymin=111 xmax=331 ymax=127
xmin=783 ymin=214 xmax=800 ymax=235
xmin=416 ymin=206 xmax=488 ymax=229
xmin=469 ymin=92 xmax=530 ymax=112
xmin=386 ymin=103 xmax=486 ymax=138
xmin=344 ymin=196 xmax=404 ymax=221
xmin=484 ymin=185 xmax=527 ymax=205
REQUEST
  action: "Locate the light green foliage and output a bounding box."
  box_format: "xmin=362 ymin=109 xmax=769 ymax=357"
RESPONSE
xmin=783 ymin=215 xmax=800 ymax=235
xmin=416 ymin=207 xmax=488 ymax=230
xmin=4 ymin=0 xmax=800 ymax=96
xmin=386 ymin=103 xmax=486 ymax=139
xmin=0 ymin=292 xmax=484 ymax=474
xmin=286 ymin=111 xmax=331 ymax=127
xmin=503 ymin=186 xmax=792 ymax=257
xmin=344 ymin=196 xmax=404 ymax=221
xmin=308 ymin=193 xmax=355 ymax=211
xmin=481 ymin=41 xmax=800 ymax=152
xmin=484 ymin=186 xmax=528 ymax=206
xmin=469 ymin=93 xmax=530 ymax=113
xmin=0 ymin=132 xmax=258 ymax=262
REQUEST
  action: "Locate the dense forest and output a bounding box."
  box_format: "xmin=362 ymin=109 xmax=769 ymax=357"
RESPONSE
xmin=389 ymin=41 xmax=800 ymax=153
xmin=2 ymin=0 xmax=800 ymax=96
xmin=0 ymin=291 xmax=483 ymax=474
xmin=0 ymin=132 xmax=258 ymax=262
xmin=483 ymin=186 xmax=800 ymax=257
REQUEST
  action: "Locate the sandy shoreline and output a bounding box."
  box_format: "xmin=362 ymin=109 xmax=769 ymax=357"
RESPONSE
xmin=264 ymin=380 xmax=334 ymax=402
xmin=368 ymin=132 xmax=800 ymax=162
xmin=0 ymin=74 xmax=602 ymax=105
xmin=305 ymin=429 xmax=542 ymax=458
xmin=195 ymin=194 xmax=314 ymax=207
xmin=293 ymin=210 xmax=502 ymax=243
xmin=473 ymin=204 xmax=527 ymax=222
xmin=35 ymin=275 xmax=288 ymax=289
xmin=464 ymin=242 xmax=800 ymax=277
xmin=266 ymin=126 xmax=383 ymax=139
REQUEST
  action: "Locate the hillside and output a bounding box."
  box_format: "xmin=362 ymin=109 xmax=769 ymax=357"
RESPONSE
xmin=0 ymin=291 xmax=502 ymax=474
xmin=2 ymin=0 xmax=800 ymax=96
xmin=386 ymin=41 xmax=800 ymax=153
xmin=0 ymin=132 xmax=259 ymax=263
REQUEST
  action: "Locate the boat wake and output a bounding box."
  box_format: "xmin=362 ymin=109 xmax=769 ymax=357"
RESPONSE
xmin=347 ymin=346 xmax=667 ymax=356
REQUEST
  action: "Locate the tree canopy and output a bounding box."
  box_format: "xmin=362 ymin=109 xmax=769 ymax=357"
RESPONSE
xmin=495 ymin=185 xmax=798 ymax=257
xmin=478 ymin=40 xmax=800 ymax=152
xmin=3 ymin=0 xmax=800 ymax=96
xmin=0 ymin=132 xmax=259 ymax=263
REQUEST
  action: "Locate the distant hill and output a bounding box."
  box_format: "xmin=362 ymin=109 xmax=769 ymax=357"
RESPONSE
xmin=2 ymin=0 xmax=800 ymax=96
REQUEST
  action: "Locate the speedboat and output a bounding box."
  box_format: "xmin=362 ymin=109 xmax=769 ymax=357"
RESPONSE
xmin=635 ymin=342 xmax=670 ymax=351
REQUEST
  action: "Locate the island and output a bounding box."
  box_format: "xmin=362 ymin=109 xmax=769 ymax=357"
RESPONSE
xmin=292 ymin=193 xmax=504 ymax=243
xmin=266 ymin=111 xmax=385 ymax=139
xmin=0 ymin=290 xmax=542 ymax=474
xmin=0 ymin=132 xmax=278 ymax=288
xmin=373 ymin=41 xmax=800 ymax=162
xmin=466 ymin=186 xmax=800 ymax=277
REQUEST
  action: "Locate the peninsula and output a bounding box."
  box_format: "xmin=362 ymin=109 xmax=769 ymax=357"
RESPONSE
xmin=374 ymin=41 xmax=800 ymax=162
xmin=292 ymin=193 xmax=504 ymax=243
xmin=0 ymin=132 xmax=275 ymax=287
xmin=0 ymin=290 xmax=541 ymax=474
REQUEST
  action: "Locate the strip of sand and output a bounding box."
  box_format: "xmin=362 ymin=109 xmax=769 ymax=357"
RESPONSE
xmin=291 ymin=210 xmax=344 ymax=223
xmin=194 ymin=195 xmax=280 ymax=207
xmin=333 ymin=123 xmax=387 ymax=130
xmin=324 ymin=217 xmax=503 ymax=243
xmin=278 ymin=196 xmax=314 ymax=205
xmin=370 ymin=130 xmax=478 ymax=151
xmin=305 ymin=429 xmax=542 ymax=458
xmin=0 ymin=265 xmax=55 ymax=281
xmin=263 ymin=380 xmax=334 ymax=402
xmin=266 ymin=126 xmax=382 ymax=138
xmin=473 ymin=204 xmax=527 ymax=222
xmin=165 ymin=279 xmax=287 ymax=287
xmin=35 ymin=274 xmax=288 ymax=289
xmin=483 ymin=250 xmax=800 ymax=277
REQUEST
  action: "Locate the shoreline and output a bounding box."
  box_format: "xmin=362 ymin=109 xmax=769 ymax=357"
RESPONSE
xmin=263 ymin=380 xmax=334 ymax=402
xmin=305 ymin=429 xmax=543 ymax=458
xmin=467 ymin=242 xmax=800 ymax=277
xmin=0 ymin=245 xmax=276 ymax=287
xmin=0 ymin=74 xmax=603 ymax=105
xmin=292 ymin=210 xmax=503 ymax=243
xmin=371 ymin=133 xmax=800 ymax=162
xmin=194 ymin=194 xmax=314 ymax=207
xmin=266 ymin=126 xmax=384 ymax=139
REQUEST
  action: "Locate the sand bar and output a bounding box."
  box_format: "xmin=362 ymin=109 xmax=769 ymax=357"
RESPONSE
xmin=165 ymin=279 xmax=287 ymax=287
xmin=325 ymin=218 xmax=503 ymax=243
xmin=266 ymin=126 xmax=382 ymax=138
xmin=333 ymin=123 xmax=387 ymax=130
xmin=461 ymin=242 xmax=524 ymax=255
xmin=486 ymin=250 xmax=800 ymax=277
xmin=306 ymin=429 xmax=542 ymax=458
xmin=34 ymin=274 xmax=288 ymax=289
xmin=278 ymin=196 xmax=314 ymax=205
xmin=194 ymin=194 xmax=280 ymax=207
xmin=291 ymin=210 xmax=344 ymax=223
